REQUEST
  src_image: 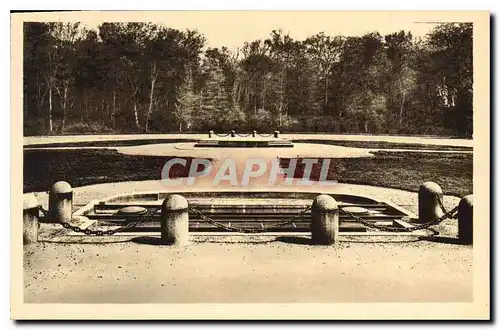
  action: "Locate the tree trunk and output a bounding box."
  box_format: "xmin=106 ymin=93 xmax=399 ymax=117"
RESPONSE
xmin=179 ymin=122 xmax=182 ymax=132
xmin=236 ymin=83 xmax=243 ymax=105
xmin=48 ymin=85 xmax=53 ymax=132
xmin=82 ymin=88 xmax=87 ymax=122
xmin=133 ymin=100 xmax=140 ymax=131
xmin=262 ymin=78 xmax=266 ymax=112
xmin=280 ymin=69 xmax=287 ymax=122
xmin=146 ymin=65 xmax=157 ymax=133
xmin=102 ymin=98 xmax=105 ymax=122
xmin=35 ymin=79 xmax=43 ymax=123
xmin=364 ymin=121 xmax=368 ymax=133
xmin=60 ymin=85 xmax=68 ymax=133
xmin=324 ymin=74 xmax=329 ymax=108
xmin=112 ymin=90 xmax=116 ymax=130
xmin=399 ymin=93 xmax=406 ymax=125
xmin=199 ymin=90 xmax=203 ymax=113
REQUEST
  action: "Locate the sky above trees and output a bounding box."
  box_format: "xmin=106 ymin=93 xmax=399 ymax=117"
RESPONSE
xmin=27 ymin=11 xmax=439 ymax=50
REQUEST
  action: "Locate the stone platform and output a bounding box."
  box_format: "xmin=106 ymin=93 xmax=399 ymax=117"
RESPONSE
xmin=195 ymin=136 xmax=294 ymax=148
xmin=62 ymin=190 xmax=418 ymax=236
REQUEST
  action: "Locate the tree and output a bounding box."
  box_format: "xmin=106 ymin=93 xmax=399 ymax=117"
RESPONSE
xmin=35 ymin=22 xmax=84 ymax=133
xmin=143 ymin=27 xmax=204 ymax=132
xmin=426 ymin=23 xmax=473 ymax=136
xmin=305 ymin=32 xmax=344 ymax=114
xmin=265 ymin=30 xmax=304 ymax=125
xmin=238 ymin=39 xmax=273 ymax=118
xmin=23 ymin=22 xmax=52 ymax=134
xmin=384 ymin=31 xmax=417 ymax=128
xmin=52 ymin=23 xmax=83 ymax=132
xmin=174 ymin=68 xmax=197 ymax=132
xmin=196 ymin=64 xmax=230 ymax=130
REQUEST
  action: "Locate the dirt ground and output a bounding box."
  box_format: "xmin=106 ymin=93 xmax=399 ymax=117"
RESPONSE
xmin=24 ymin=176 xmax=471 ymax=304
xmin=24 ymin=237 xmax=473 ymax=303
xmin=24 ymin=180 xmax=471 ymax=304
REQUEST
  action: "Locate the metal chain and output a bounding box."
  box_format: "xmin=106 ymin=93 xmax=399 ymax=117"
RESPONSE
xmin=38 ymin=195 xmax=458 ymax=235
xmin=236 ymin=132 xmax=253 ymax=137
xmin=339 ymin=205 xmax=459 ymax=233
xmin=188 ymin=205 xmax=311 ymax=233
xmin=213 ymin=131 xmax=275 ymax=138
xmin=214 ymin=132 xmax=231 ymax=137
xmin=39 ymin=205 xmax=50 ymax=217
xmin=46 ymin=207 xmax=156 ymax=236
xmin=438 ymin=196 xmax=459 ymax=219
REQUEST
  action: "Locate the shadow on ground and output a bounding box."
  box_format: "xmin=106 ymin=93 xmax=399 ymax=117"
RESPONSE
xmin=275 ymin=236 xmax=315 ymax=245
xmin=419 ymin=236 xmax=467 ymax=245
xmin=131 ymin=236 xmax=171 ymax=246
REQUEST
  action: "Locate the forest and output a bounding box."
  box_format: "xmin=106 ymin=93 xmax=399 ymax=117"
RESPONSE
xmin=23 ymin=22 xmax=473 ymax=137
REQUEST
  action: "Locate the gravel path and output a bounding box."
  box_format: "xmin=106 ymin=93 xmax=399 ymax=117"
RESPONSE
xmin=24 ymin=238 xmax=472 ymax=303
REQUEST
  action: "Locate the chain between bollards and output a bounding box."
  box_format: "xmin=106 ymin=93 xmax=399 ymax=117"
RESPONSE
xmin=188 ymin=205 xmax=311 ymax=233
xmin=211 ymin=131 xmax=279 ymax=138
xmin=40 ymin=205 xmax=155 ymax=236
xmin=338 ymin=204 xmax=459 ymax=233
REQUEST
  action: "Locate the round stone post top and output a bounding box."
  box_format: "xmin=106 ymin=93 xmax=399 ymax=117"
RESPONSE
xmin=312 ymin=194 xmax=338 ymax=212
xmin=23 ymin=194 xmax=40 ymax=210
xmin=420 ymin=181 xmax=443 ymax=194
xmin=51 ymin=181 xmax=73 ymax=194
xmin=460 ymin=194 xmax=473 ymax=206
xmin=162 ymin=194 xmax=189 ymax=211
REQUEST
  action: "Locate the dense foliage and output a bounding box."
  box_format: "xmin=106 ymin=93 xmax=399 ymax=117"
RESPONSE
xmin=23 ymin=22 xmax=473 ymax=137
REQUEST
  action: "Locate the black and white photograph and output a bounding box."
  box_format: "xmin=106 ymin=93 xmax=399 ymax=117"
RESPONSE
xmin=11 ymin=10 xmax=490 ymax=320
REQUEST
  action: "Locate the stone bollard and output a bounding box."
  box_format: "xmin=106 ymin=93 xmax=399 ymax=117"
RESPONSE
xmin=458 ymin=195 xmax=473 ymax=244
xmin=161 ymin=194 xmax=189 ymax=246
xmin=418 ymin=181 xmax=443 ymax=223
xmin=49 ymin=181 xmax=73 ymax=223
xmin=209 ymin=130 xmax=214 ymax=138
xmin=231 ymin=130 xmax=236 ymax=137
xmin=274 ymin=130 xmax=280 ymax=138
xmin=23 ymin=194 xmax=40 ymax=245
xmin=252 ymin=130 xmax=257 ymax=137
xmin=311 ymin=194 xmax=339 ymax=245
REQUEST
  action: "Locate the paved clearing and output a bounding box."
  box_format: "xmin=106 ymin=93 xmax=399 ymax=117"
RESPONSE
xmin=25 ymin=180 xmax=471 ymax=304
xmin=117 ymin=142 xmax=374 ymax=158
xmin=24 ymin=238 xmax=472 ymax=303
xmin=22 ymin=134 xmax=473 ymax=304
